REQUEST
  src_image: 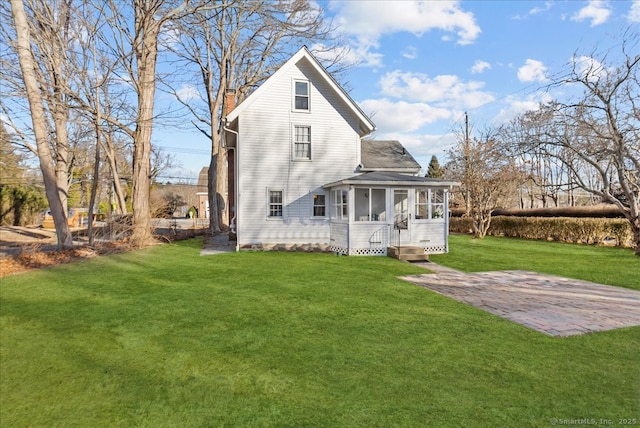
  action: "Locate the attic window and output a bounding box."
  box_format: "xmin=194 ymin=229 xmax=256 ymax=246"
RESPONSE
xmin=294 ymin=80 xmax=309 ymax=111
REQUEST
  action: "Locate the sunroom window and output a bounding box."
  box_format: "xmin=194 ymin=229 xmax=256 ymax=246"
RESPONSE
xmin=331 ymin=189 xmax=348 ymax=220
xmin=355 ymin=188 xmax=386 ymax=221
xmin=415 ymin=189 xmax=445 ymax=219
xmin=431 ymin=189 xmax=445 ymax=218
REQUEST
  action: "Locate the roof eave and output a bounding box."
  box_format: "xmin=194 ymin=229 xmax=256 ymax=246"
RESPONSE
xmin=324 ymin=179 xmax=460 ymax=189
xmin=359 ymin=167 xmax=421 ymax=173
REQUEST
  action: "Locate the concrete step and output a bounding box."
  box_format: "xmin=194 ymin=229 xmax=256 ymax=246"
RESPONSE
xmin=387 ymin=246 xmax=429 ymax=261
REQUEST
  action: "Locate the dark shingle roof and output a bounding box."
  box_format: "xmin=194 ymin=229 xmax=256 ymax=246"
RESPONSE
xmin=323 ymin=171 xmax=459 ymax=188
xmin=360 ymin=140 xmax=421 ymax=172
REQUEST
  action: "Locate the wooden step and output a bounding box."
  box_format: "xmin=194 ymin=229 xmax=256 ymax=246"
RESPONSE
xmin=387 ymin=246 xmax=429 ymax=261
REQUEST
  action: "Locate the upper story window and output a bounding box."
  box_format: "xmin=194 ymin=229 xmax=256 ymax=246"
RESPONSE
xmin=294 ymin=80 xmax=309 ymax=111
xmin=293 ymin=125 xmax=311 ymax=160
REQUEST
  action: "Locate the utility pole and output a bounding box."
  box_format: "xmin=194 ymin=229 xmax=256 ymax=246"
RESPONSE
xmin=464 ymin=112 xmax=471 ymax=215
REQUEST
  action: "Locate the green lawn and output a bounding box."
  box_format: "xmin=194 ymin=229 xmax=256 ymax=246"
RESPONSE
xmin=1 ymin=238 xmax=638 ymax=427
xmin=432 ymin=234 xmax=640 ymax=290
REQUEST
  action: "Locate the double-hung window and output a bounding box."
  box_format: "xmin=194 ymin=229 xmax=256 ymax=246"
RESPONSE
xmin=312 ymin=194 xmax=326 ymax=217
xmin=268 ymin=190 xmax=283 ymax=218
xmin=293 ymin=125 xmax=311 ymax=160
xmin=294 ymin=80 xmax=309 ymax=111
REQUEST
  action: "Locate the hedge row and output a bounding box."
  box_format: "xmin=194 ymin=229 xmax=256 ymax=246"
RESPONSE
xmin=449 ymin=216 xmax=633 ymax=248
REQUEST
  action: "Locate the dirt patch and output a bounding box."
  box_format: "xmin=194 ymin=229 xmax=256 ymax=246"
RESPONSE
xmin=0 ymin=223 xmax=210 ymax=278
xmin=0 ymin=242 xmax=131 ymax=278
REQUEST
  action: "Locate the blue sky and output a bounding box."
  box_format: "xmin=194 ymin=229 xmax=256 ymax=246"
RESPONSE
xmin=156 ymin=0 xmax=640 ymax=181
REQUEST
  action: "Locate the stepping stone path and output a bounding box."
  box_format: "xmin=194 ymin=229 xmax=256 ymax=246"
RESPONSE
xmin=402 ymin=263 xmax=640 ymax=337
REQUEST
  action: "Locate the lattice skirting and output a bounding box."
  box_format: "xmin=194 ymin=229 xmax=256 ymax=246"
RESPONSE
xmin=424 ymin=245 xmax=447 ymax=254
xmin=349 ymin=247 xmax=388 ymax=256
xmin=329 ymin=245 xmax=348 ymax=255
xmin=329 ymin=246 xmax=388 ymax=256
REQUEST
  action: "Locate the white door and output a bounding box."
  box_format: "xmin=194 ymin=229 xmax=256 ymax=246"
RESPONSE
xmin=393 ymin=189 xmax=410 ymax=245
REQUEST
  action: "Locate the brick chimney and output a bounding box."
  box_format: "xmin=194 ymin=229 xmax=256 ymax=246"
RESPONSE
xmin=223 ymin=88 xmax=236 ymax=117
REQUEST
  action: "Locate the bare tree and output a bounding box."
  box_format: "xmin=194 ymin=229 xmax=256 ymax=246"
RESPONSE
xmin=8 ymin=0 xmax=74 ymax=248
xmin=168 ymin=1 xmax=340 ymax=233
xmin=506 ymin=32 xmax=640 ymax=254
xmin=86 ymin=0 xmax=219 ymax=246
xmin=446 ymin=127 xmax=522 ymax=238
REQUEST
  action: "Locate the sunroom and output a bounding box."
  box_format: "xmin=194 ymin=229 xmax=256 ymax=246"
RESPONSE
xmin=323 ymin=171 xmax=458 ymax=257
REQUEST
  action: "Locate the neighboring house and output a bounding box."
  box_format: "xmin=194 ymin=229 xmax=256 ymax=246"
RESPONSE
xmin=196 ymin=167 xmax=209 ymax=219
xmin=223 ymin=47 xmax=457 ymax=257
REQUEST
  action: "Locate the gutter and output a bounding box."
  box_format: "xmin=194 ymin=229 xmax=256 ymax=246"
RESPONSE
xmin=222 ymin=122 xmax=240 ymax=252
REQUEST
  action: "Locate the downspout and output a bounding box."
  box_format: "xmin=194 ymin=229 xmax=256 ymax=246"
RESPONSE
xmin=222 ymin=123 xmax=240 ymax=252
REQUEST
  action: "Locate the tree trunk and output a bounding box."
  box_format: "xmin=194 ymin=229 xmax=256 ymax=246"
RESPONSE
xmin=207 ymin=152 xmax=220 ymax=233
xmin=87 ymin=141 xmax=100 ymax=246
xmin=102 ymin=131 xmax=127 ymax=215
xmin=10 ymin=0 xmax=73 ymax=249
xmin=216 ymin=140 xmax=227 ymax=228
xmin=630 ymin=217 xmax=640 ymax=257
xmin=129 ymin=11 xmax=159 ymax=247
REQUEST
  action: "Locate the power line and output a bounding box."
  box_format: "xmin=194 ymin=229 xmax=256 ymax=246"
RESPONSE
xmin=157 ymin=145 xmax=210 ymax=155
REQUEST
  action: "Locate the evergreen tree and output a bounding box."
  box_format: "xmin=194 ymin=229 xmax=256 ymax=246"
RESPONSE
xmin=426 ymin=155 xmax=443 ymax=178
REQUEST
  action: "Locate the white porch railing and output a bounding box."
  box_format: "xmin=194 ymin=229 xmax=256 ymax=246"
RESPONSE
xmin=369 ymin=225 xmax=390 ymax=249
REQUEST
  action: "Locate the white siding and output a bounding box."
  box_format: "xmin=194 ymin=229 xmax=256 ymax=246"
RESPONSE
xmin=237 ymin=58 xmax=362 ymax=246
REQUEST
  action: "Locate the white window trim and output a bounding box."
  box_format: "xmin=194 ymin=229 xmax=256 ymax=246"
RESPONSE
xmin=311 ymin=192 xmax=327 ymax=218
xmin=292 ymin=79 xmax=310 ymax=112
xmin=414 ymin=188 xmax=446 ymax=222
xmin=267 ymin=188 xmax=284 ymax=219
xmin=355 ymin=187 xmax=387 ymax=222
xmin=292 ymin=124 xmax=312 ymax=161
xmin=331 ymin=189 xmax=348 ymax=221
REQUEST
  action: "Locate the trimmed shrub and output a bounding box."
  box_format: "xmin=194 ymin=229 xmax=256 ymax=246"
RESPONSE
xmin=449 ymin=216 xmax=633 ymax=248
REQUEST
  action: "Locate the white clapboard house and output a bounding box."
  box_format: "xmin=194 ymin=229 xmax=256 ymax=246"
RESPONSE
xmin=222 ymin=47 xmax=457 ymax=259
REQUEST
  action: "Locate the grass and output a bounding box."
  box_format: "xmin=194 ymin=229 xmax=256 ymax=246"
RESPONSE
xmin=432 ymin=234 xmax=640 ymax=290
xmin=1 ymin=238 xmax=638 ymax=427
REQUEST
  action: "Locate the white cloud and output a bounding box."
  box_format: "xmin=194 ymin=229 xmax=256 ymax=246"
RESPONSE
xmin=331 ymin=1 xmax=480 ymax=67
xmin=513 ymin=1 xmax=554 ymax=19
xmin=571 ymin=0 xmax=612 ymax=26
xmin=374 ymin=132 xmax=458 ymax=167
xmin=378 ymin=70 xmax=495 ymax=109
xmin=359 ymin=98 xmax=455 ymax=133
xmin=517 ymin=59 xmax=549 ymax=82
xmin=310 ymin=43 xmax=363 ymax=68
xmin=529 ymin=1 xmax=554 ymax=15
xmin=572 ymin=55 xmax=609 ymax=82
xmin=159 ymin=27 xmax=182 ymax=50
xmin=402 ymin=46 xmax=418 ymax=60
xmin=175 ymin=84 xmax=200 ymax=102
xmin=628 ymin=0 xmax=640 ymax=22
xmin=471 ymin=60 xmax=491 ymax=74
xmin=492 ymin=92 xmax=553 ymax=125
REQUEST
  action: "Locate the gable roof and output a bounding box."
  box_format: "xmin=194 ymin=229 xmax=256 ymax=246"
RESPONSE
xmin=323 ymin=171 xmax=459 ymax=188
xmin=360 ymin=140 xmax=421 ymax=173
xmin=225 ymin=46 xmax=376 ymax=136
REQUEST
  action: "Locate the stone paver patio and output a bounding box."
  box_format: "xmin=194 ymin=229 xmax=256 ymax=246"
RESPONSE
xmin=401 ymin=263 xmax=640 ymax=337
